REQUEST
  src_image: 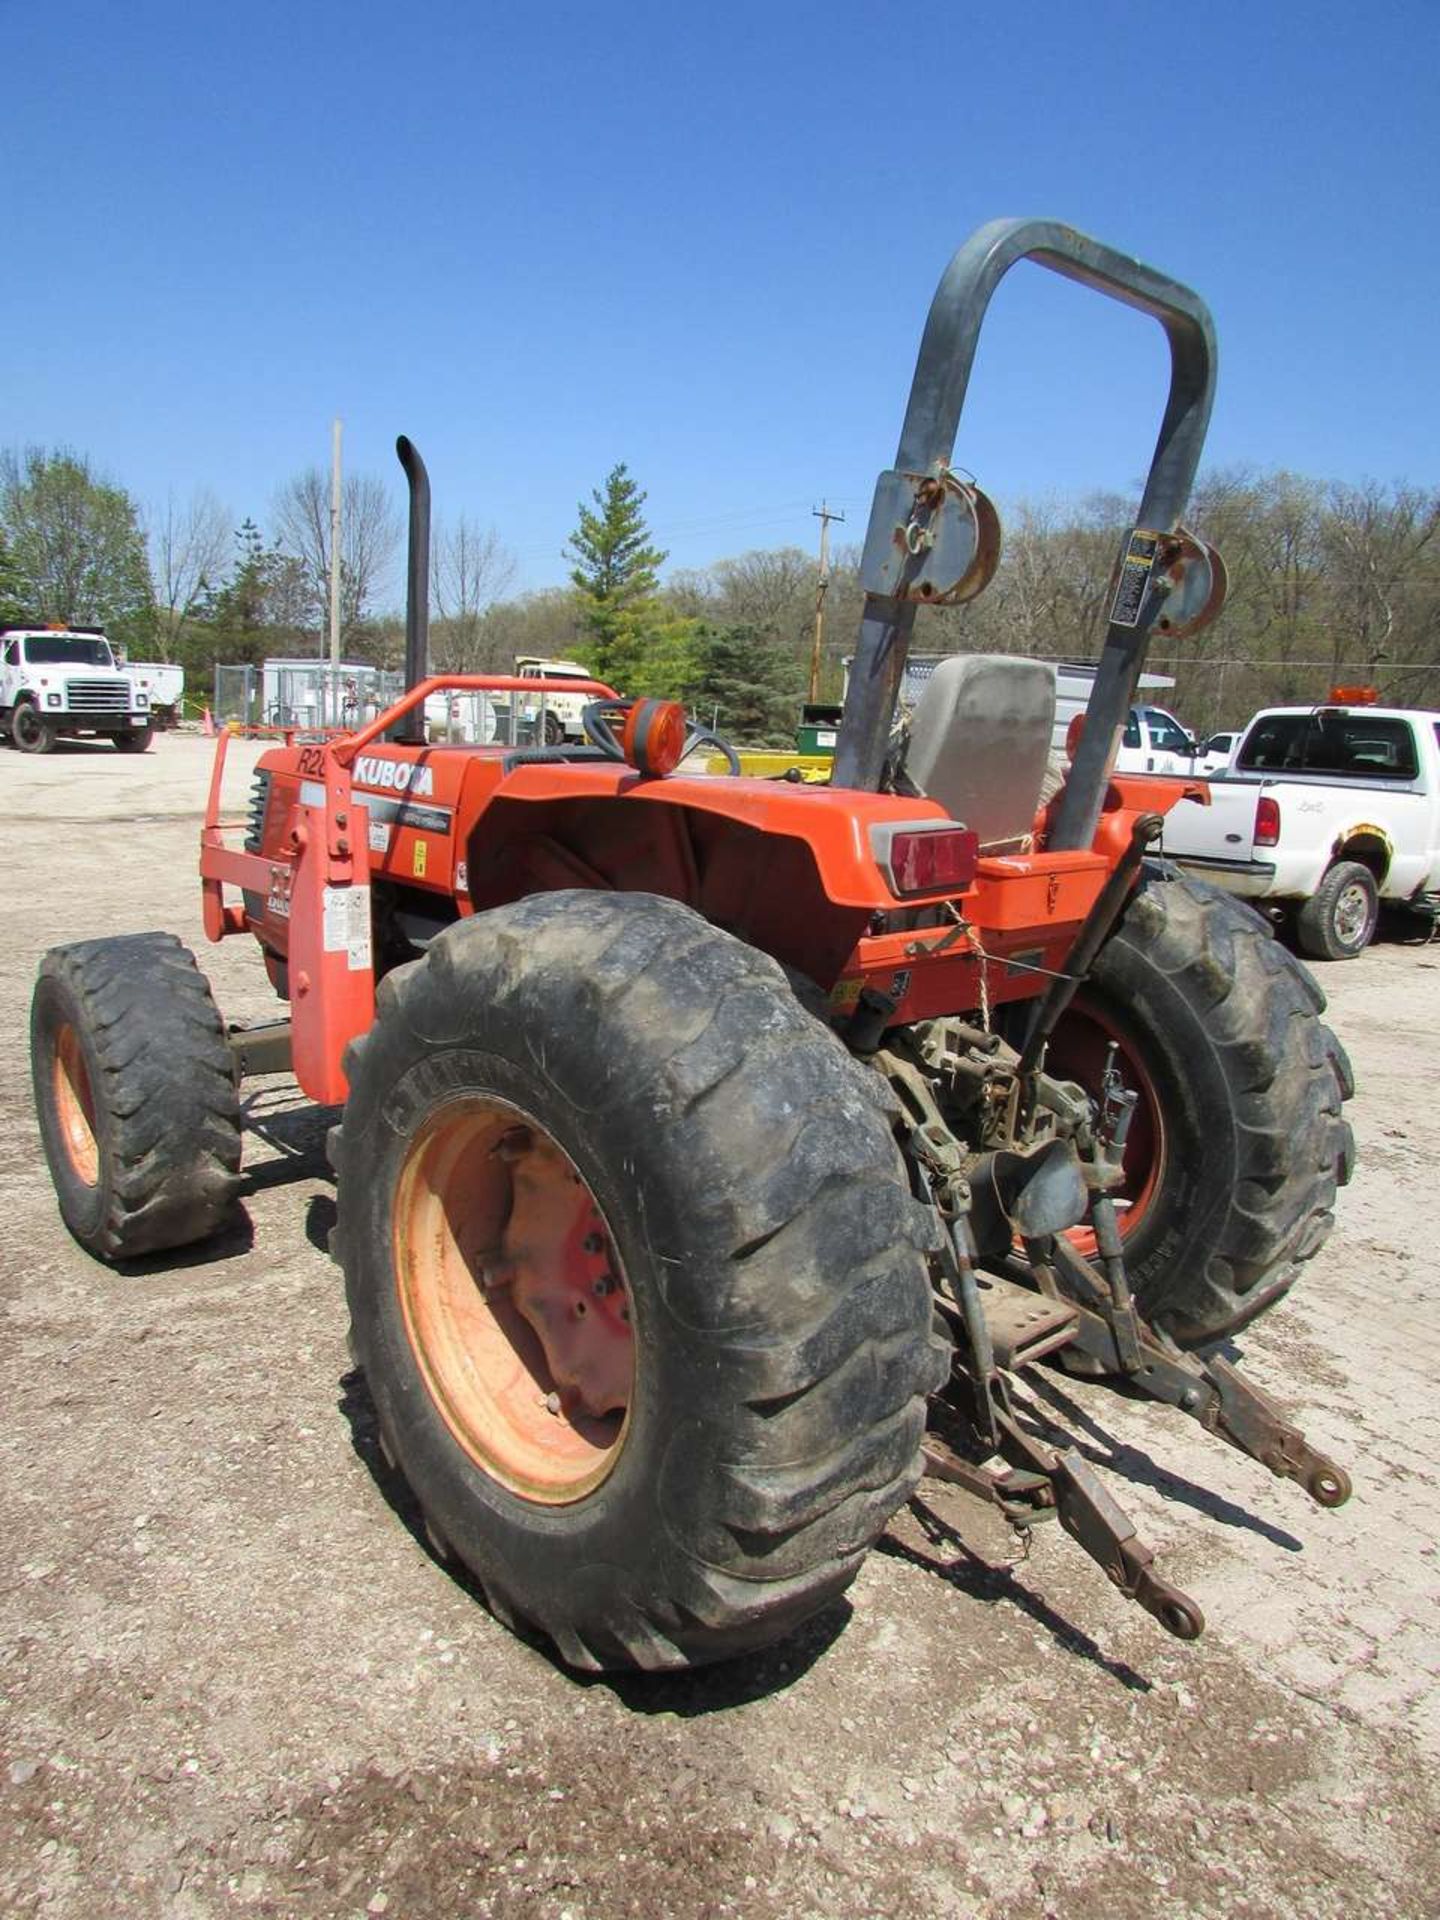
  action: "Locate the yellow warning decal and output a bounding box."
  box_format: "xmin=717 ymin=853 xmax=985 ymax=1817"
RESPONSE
xmin=412 ymin=840 xmax=428 ymax=878
xmin=1111 ymin=528 xmax=1161 ymax=629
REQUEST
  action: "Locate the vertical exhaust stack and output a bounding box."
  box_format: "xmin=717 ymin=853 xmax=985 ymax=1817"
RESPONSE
xmin=393 ymin=435 xmax=430 ymax=745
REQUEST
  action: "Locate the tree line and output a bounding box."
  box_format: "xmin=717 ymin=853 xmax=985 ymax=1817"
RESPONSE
xmin=2 ymin=443 xmax=1436 ymax=742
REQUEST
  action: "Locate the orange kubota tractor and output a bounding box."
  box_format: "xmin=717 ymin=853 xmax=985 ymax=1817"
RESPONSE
xmin=30 ymin=220 xmax=1354 ymax=1671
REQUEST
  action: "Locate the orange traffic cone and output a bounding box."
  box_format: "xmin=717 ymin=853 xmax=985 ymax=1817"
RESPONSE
xmin=201 ymin=707 xmax=215 ymax=737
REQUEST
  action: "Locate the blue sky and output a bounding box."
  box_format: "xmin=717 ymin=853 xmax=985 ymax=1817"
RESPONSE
xmin=5 ymin=0 xmax=1437 ymax=600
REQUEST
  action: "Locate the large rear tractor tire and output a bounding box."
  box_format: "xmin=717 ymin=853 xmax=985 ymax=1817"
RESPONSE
xmin=12 ymin=701 xmax=55 ymax=755
xmin=30 ymin=933 xmax=244 ymax=1260
xmin=1046 ymin=876 xmax=1354 ymax=1347
xmin=334 ymin=890 xmax=947 ymax=1672
xmin=1295 ymin=860 xmax=1379 ymax=961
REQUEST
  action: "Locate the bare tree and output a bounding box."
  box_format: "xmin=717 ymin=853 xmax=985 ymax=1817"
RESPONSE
xmin=430 ymin=513 xmax=517 ymax=671
xmin=273 ymin=468 xmax=401 ymax=643
xmin=475 ymin=587 xmax=586 ymax=671
xmin=151 ymin=487 xmax=231 ymax=659
xmin=1321 ymin=480 xmax=1440 ymax=676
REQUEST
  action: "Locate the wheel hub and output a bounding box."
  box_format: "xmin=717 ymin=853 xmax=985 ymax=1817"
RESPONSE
xmin=1334 ymin=882 xmax=1371 ymax=946
xmin=1045 ymin=995 xmax=1165 ymax=1249
xmin=393 ymin=1098 xmax=634 ymax=1503
xmin=52 ymin=1023 xmax=99 ymax=1185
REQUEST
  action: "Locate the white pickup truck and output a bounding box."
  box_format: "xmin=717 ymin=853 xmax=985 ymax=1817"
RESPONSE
xmin=1113 ymin=702 xmax=1200 ymax=775
xmin=1159 ymin=702 xmax=1440 ymax=958
xmin=1 ymin=626 xmax=154 ymax=754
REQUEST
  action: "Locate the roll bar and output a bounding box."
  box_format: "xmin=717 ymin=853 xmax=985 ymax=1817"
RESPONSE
xmin=894 ymin=218 xmax=1215 ymax=501
xmin=831 ymin=218 xmax=1218 ymax=849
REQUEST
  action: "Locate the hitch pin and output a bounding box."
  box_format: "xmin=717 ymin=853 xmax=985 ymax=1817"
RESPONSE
xmin=1098 ymin=1039 xmax=1138 ymax=1151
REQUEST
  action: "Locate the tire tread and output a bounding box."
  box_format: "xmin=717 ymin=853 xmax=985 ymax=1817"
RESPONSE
xmin=339 ymin=890 xmax=945 ymax=1671
xmin=1095 ymin=875 xmax=1353 ymax=1342
xmin=31 ymin=931 xmax=243 ymax=1260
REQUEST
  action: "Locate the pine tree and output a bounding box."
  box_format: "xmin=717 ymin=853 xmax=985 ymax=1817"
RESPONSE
xmin=687 ymin=622 xmax=803 ymax=744
xmin=565 ymin=464 xmax=667 ymax=681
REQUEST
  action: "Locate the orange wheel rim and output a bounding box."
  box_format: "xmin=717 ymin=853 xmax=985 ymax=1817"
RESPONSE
xmin=53 ymin=1024 xmax=100 ymax=1186
xmin=1044 ymin=996 xmax=1165 ymax=1258
xmin=393 ymin=1097 xmax=634 ymax=1504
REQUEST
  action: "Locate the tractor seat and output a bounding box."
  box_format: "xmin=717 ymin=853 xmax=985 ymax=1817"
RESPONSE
xmin=902 ymin=654 xmax=1058 ymax=852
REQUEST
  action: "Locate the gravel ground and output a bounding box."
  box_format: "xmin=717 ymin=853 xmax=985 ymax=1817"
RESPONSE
xmin=1 ymin=733 xmax=1437 ymax=1919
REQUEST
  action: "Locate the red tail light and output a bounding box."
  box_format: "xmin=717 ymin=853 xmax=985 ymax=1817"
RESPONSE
xmin=1255 ymin=796 xmax=1281 ymax=848
xmin=872 ymin=823 xmax=980 ymax=896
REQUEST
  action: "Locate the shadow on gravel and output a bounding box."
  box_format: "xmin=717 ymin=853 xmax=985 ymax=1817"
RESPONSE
xmin=305 ymin=1193 xmax=338 ymax=1256
xmin=1020 ymin=1371 xmax=1304 ymax=1552
xmin=335 ymin=1362 xmax=848 ymax=1712
xmin=13 ymin=739 xmax=118 ymax=755
xmin=114 ymin=1205 xmax=256 ymax=1274
xmin=878 ymin=1500 xmax=1153 ymax=1692
xmin=585 ymin=1606 xmax=851 ymax=1717
xmin=1378 ymin=903 xmax=1439 ymax=948
xmin=239 ymin=1089 xmax=339 ymax=1197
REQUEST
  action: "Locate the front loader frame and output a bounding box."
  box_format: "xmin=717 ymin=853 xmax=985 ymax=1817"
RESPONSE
xmin=200 ymin=671 xmax=616 ymax=1103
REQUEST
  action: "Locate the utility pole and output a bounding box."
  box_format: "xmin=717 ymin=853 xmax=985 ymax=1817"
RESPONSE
xmin=808 ymin=501 xmax=845 ymax=702
xmin=328 ymin=418 xmax=343 ymax=672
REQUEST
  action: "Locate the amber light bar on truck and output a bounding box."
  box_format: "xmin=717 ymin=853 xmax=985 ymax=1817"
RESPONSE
xmin=869 ymin=821 xmax=979 ymax=896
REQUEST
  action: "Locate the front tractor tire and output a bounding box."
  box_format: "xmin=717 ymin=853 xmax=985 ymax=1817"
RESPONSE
xmin=334 ymin=890 xmax=947 ymax=1672
xmin=30 ymin=933 xmax=244 ymax=1260
xmin=12 ymin=701 xmax=55 ymax=754
xmin=1046 ymin=876 xmax=1355 ymax=1347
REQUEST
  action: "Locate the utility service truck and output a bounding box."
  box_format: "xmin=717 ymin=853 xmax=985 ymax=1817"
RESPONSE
xmin=514 ymin=657 xmax=599 ymax=743
xmin=1 ymin=626 xmax=154 ymax=753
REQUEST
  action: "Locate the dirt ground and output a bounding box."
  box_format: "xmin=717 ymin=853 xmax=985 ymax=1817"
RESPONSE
xmin=1 ymin=733 xmax=1437 ymax=1920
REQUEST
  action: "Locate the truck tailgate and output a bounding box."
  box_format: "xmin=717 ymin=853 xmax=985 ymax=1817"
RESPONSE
xmin=1160 ymin=781 xmax=1270 ymax=886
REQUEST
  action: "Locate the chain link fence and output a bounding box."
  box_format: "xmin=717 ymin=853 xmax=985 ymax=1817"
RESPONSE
xmin=211 ymin=661 xmax=559 ymax=744
xmin=213 ymin=661 xmax=405 ymax=734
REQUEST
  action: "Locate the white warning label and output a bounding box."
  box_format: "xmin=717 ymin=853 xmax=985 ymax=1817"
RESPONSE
xmin=322 ymin=885 xmax=372 ymax=972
